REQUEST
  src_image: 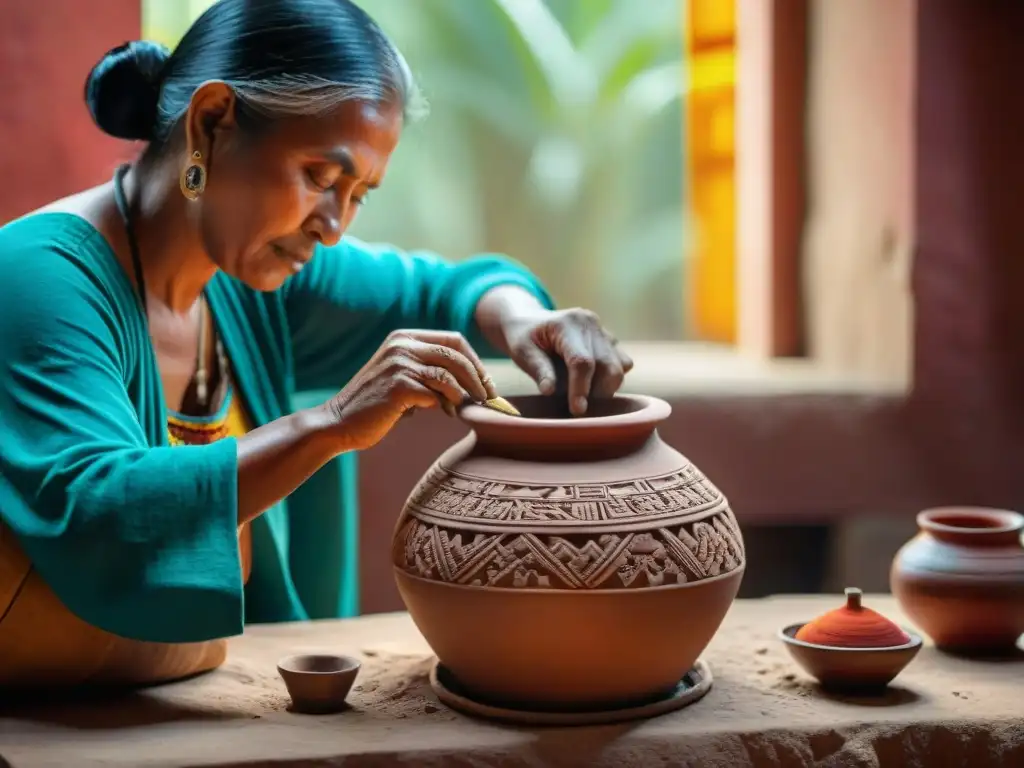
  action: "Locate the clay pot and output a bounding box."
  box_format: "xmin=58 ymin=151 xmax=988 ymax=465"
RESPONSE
xmin=392 ymin=394 xmax=745 ymax=709
xmin=890 ymin=507 xmax=1024 ymax=653
xmin=795 ymin=587 xmax=911 ymax=648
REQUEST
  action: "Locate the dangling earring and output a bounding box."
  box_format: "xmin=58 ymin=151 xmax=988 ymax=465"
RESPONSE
xmin=180 ymin=150 xmax=207 ymax=201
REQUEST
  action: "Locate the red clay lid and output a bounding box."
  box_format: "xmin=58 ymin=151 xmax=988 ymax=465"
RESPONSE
xmin=795 ymin=588 xmax=911 ymax=648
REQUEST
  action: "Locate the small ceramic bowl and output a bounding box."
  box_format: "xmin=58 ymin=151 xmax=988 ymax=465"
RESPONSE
xmin=277 ymin=653 xmax=361 ymax=714
xmin=778 ymin=624 xmax=923 ymax=692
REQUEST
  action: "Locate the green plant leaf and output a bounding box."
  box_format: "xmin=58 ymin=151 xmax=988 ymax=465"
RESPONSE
xmin=490 ymin=0 xmax=597 ymax=110
xmin=580 ymin=0 xmax=681 ymax=79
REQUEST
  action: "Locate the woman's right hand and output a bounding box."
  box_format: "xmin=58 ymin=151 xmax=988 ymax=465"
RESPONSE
xmin=325 ymin=329 xmax=498 ymax=452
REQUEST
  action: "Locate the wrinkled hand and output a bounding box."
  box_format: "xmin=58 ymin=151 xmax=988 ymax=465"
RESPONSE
xmin=327 ymin=329 xmax=496 ymax=451
xmin=501 ymin=307 xmax=633 ymax=416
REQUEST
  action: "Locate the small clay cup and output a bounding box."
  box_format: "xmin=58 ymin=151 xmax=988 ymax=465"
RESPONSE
xmin=778 ymin=624 xmax=922 ymax=692
xmin=277 ymin=654 xmax=361 ymax=714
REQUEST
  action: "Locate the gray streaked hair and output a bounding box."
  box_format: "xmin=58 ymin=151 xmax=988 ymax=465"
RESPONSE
xmin=207 ymin=51 xmax=427 ymax=125
xmin=85 ymin=0 xmax=426 ymax=148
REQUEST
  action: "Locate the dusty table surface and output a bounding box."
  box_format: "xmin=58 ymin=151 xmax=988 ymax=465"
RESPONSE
xmin=1 ymin=595 xmax=1021 ymax=768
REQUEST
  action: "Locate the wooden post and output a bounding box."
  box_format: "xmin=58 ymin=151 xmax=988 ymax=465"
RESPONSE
xmin=736 ymin=0 xmax=808 ymax=358
xmin=800 ymin=0 xmax=915 ymax=383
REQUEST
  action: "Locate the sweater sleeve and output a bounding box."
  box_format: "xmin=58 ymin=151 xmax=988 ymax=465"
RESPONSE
xmin=283 ymin=236 xmax=555 ymax=392
xmin=0 ymin=244 xmax=243 ymax=643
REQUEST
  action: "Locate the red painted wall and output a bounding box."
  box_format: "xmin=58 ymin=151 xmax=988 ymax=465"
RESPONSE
xmin=912 ymin=1 xmax=1024 ymax=506
xmin=0 ymin=0 xmax=140 ymax=224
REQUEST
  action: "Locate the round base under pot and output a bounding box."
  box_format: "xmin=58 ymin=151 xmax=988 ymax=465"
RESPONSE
xmin=430 ymin=658 xmax=713 ymax=726
xmin=395 ymin=566 xmax=742 ymax=709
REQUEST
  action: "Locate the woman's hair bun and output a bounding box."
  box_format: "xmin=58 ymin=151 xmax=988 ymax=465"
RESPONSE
xmin=85 ymin=41 xmax=170 ymax=141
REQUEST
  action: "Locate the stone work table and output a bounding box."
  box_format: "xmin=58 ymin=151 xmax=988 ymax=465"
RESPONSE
xmin=1 ymin=596 xmax=1021 ymax=767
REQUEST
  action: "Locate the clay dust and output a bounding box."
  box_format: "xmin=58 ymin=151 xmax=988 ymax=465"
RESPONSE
xmin=350 ymin=650 xmax=452 ymax=720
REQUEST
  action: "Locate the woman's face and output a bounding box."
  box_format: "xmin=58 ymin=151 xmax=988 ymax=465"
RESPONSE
xmin=195 ymin=95 xmax=403 ymax=291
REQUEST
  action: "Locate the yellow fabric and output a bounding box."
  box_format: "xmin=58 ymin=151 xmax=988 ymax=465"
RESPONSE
xmin=0 ymin=389 xmax=253 ymax=689
xmin=224 ymin=392 xmax=252 ymax=440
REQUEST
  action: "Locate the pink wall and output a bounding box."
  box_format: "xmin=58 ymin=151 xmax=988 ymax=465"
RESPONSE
xmin=0 ymin=1 xmax=139 ymax=224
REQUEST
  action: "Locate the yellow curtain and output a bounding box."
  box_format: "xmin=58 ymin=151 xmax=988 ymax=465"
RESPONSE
xmin=684 ymin=0 xmax=736 ymax=343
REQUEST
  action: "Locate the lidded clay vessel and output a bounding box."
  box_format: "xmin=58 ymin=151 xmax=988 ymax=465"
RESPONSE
xmin=891 ymin=507 xmax=1024 ymax=653
xmin=780 ymin=588 xmax=921 ymax=691
xmin=795 ymin=588 xmax=910 ymax=648
xmin=392 ymin=395 xmax=745 ymax=709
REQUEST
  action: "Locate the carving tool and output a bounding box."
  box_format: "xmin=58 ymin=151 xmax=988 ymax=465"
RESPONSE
xmin=481 ymin=396 xmax=521 ymax=416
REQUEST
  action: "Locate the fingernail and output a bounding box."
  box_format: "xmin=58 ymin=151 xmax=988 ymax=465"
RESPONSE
xmin=482 ymin=374 xmax=497 ymax=398
xmin=573 ymin=396 xmax=587 ymax=415
xmin=540 ymin=378 xmax=556 ymax=395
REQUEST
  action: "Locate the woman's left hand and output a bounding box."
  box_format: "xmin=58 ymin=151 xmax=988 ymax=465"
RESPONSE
xmin=499 ymin=307 xmax=633 ymax=416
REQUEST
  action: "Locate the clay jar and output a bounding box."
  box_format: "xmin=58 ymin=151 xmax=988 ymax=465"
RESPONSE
xmin=391 ymin=394 xmax=746 ymax=709
xmin=891 ymin=507 xmax=1024 ymax=653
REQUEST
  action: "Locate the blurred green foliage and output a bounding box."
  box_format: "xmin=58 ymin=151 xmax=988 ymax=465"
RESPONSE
xmin=350 ymin=0 xmax=688 ymax=340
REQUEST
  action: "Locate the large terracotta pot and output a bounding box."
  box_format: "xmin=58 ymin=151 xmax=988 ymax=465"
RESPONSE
xmin=392 ymin=394 xmax=745 ymax=708
xmin=890 ymin=507 xmax=1024 ymax=653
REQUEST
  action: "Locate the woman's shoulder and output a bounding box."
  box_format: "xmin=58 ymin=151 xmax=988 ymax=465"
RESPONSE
xmin=0 ymin=208 xmax=138 ymax=335
xmin=0 ymin=204 xmax=129 ymax=294
xmin=1 ymin=209 xmax=103 ymax=258
xmin=2 ymin=182 xmax=113 ymax=256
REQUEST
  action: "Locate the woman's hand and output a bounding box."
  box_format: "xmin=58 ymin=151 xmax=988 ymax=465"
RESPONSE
xmin=326 ymin=329 xmax=497 ymax=452
xmin=501 ymin=307 xmax=633 ymax=416
xmin=474 ymin=284 xmax=632 ymax=417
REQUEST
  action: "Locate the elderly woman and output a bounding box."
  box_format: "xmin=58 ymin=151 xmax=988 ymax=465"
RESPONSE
xmin=0 ymin=0 xmax=631 ymax=687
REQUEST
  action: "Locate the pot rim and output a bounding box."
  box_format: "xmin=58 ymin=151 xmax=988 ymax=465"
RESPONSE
xmin=276 ymin=653 xmax=362 ymax=676
xmin=917 ymin=507 xmax=1024 ymax=536
xmin=393 ymin=563 xmax=745 ymax=594
xmin=459 ymin=393 xmax=672 ymax=431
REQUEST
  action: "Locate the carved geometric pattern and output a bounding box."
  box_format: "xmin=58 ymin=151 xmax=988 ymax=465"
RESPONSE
xmin=393 ymin=507 xmax=745 ymax=590
xmin=403 ymin=463 xmax=727 ymax=530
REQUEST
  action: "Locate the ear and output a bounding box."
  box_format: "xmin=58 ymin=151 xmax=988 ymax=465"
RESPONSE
xmin=183 ymin=81 xmax=238 ymax=171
